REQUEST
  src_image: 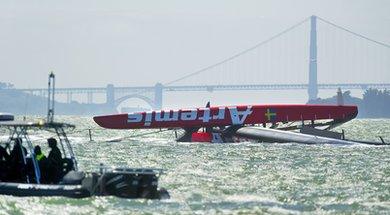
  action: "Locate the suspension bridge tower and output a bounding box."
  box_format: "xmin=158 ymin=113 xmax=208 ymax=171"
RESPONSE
xmin=308 ymin=15 xmax=318 ymax=101
xmin=154 ymin=83 xmax=163 ymax=110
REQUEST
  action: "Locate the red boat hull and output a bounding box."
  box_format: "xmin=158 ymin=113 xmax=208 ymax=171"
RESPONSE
xmin=93 ymin=105 xmax=358 ymax=129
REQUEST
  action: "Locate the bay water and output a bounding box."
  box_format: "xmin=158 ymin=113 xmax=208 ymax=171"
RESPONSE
xmin=0 ymin=117 xmax=389 ymax=214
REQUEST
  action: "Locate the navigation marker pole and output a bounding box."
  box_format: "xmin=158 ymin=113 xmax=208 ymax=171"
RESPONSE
xmin=88 ymin=129 xmax=93 ymax=142
xmin=47 ymin=72 xmax=55 ymax=123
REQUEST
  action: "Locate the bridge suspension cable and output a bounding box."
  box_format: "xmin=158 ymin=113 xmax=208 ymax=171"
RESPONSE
xmin=317 ymin=16 xmax=390 ymax=49
xmin=316 ymin=16 xmax=390 ymax=85
xmin=164 ymin=17 xmax=311 ymax=86
xmin=165 ymin=15 xmax=390 ymax=87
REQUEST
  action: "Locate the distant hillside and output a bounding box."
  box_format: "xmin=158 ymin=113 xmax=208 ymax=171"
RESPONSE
xmin=308 ymin=89 xmax=390 ymax=118
xmin=0 ymin=89 xmax=115 ymax=115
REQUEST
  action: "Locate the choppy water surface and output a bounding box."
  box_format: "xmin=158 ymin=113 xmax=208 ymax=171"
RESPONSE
xmin=1 ymin=117 xmax=389 ymax=214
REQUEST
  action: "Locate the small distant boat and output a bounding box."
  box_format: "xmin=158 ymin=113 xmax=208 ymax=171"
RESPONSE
xmin=105 ymin=137 xmax=123 ymax=142
xmin=0 ymin=113 xmax=14 ymax=121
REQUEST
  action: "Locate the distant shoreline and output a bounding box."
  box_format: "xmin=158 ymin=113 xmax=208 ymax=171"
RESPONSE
xmin=1 ymin=88 xmax=389 ymax=118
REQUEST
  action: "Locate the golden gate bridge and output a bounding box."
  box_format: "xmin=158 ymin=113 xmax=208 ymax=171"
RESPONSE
xmin=15 ymin=15 xmax=390 ymax=110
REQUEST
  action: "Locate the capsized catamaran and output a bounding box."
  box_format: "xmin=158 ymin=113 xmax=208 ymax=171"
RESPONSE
xmin=93 ymin=104 xmax=387 ymax=145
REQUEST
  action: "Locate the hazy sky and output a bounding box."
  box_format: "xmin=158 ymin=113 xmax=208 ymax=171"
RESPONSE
xmin=1 ymin=0 xmax=389 ymax=108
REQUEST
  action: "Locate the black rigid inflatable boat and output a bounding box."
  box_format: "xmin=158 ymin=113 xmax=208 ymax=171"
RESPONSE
xmin=0 ymin=73 xmax=169 ymax=199
xmin=0 ymin=120 xmax=169 ymax=199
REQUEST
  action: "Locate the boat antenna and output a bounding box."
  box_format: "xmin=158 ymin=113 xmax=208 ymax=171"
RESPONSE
xmin=47 ymin=72 xmax=55 ymax=123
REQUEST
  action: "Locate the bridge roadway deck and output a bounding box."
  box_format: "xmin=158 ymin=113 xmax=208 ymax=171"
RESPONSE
xmin=15 ymin=83 xmax=390 ymax=94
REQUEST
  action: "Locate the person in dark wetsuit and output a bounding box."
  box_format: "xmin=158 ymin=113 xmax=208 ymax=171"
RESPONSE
xmin=0 ymin=144 xmax=10 ymax=162
xmin=47 ymin=138 xmax=63 ymax=184
xmin=0 ymin=144 xmax=10 ymax=181
xmin=34 ymin=145 xmax=49 ymax=184
xmin=9 ymin=138 xmax=28 ymax=182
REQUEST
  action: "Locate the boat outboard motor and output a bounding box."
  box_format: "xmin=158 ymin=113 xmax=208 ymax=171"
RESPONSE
xmin=101 ymin=172 xmax=141 ymax=198
xmin=97 ymin=169 xmax=160 ymax=199
xmin=0 ymin=113 xmax=14 ymax=121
